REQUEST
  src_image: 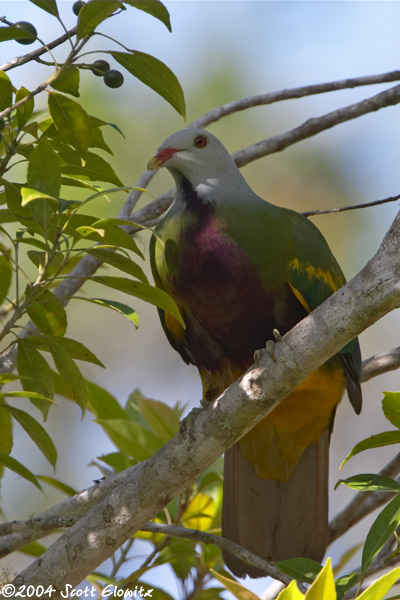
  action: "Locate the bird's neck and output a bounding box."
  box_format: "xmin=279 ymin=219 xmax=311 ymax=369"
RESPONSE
xmin=171 ymin=168 xmax=254 ymax=210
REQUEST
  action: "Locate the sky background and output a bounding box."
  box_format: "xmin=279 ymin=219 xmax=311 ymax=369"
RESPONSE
xmin=1 ymin=1 xmax=400 ymax=598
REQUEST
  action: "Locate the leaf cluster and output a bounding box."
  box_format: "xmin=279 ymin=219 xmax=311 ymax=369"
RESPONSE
xmin=0 ymin=0 xmax=185 ymax=494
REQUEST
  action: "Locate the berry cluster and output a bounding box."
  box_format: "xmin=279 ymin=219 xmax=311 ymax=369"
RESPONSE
xmin=90 ymin=60 xmax=124 ymax=89
xmin=11 ymin=4 xmax=125 ymax=90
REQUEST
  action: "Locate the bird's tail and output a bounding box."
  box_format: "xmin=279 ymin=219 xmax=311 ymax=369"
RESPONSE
xmin=222 ymin=431 xmax=330 ymax=578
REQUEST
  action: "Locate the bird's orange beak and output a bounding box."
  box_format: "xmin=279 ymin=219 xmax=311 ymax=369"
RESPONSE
xmin=147 ymin=147 xmax=180 ymax=170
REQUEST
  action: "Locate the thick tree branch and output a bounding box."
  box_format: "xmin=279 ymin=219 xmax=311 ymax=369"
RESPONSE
xmin=10 ymin=211 xmax=400 ymax=594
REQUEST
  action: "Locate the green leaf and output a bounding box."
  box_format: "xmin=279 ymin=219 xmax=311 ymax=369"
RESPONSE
xmin=111 ymin=50 xmax=186 ymax=118
xmin=26 ymin=289 xmax=67 ymax=336
xmin=0 ymin=251 xmax=12 ymax=303
xmin=336 ymin=474 xmax=400 ymax=493
xmin=17 ymin=340 xmax=55 ymax=419
xmin=77 ymin=0 xmax=123 ymax=38
xmin=0 ymin=374 xmax=22 ymax=385
xmin=60 ymin=149 xmax=123 ymax=186
xmin=304 ymin=558 xmax=335 ymax=600
xmin=21 ymin=188 xmax=59 ymax=209
xmin=2 ymin=405 xmax=57 ymax=468
xmin=37 ymin=475 xmax=77 ymax=496
xmin=334 ymin=572 xmax=359 ymax=600
xmin=95 ymin=419 xmax=163 ymax=460
xmin=0 ymin=451 xmax=42 ymax=490
xmin=50 ymin=341 xmax=88 ymax=410
xmin=48 ymin=93 xmax=92 ymax=157
xmin=87 ymin=247 xmax=148 ymax=282
xmin=90 ymin=276 xmax=185 ymax=327
xmin=18 ymin=541 xmax=46 ymax=557
xmin=75 ymin=219 xmax=143 ymax=257
xmin=29 ymin=0 xmax=59 ymax=16
xmin=90 ymin=126 xmax=113 ymax=154
xmin=16 ymin=87 xmax=34 ymax=129
xmin=357 ymin=567 xmax=400 ymax=599
xmin=0 ymin=26 xmax=36 ymax=43
xmin=276 ymin=558 xmax=322 ymax=585
xmin=0 ymin=71 xmax=12 ymax=111
xmin=27 ymin=137 xmax=61 ymax=197
xmin=0 ymin=404 xmax=13 ymax=455
xmin=362 ymin=492 xmax=400 ymax=572
xmin=276 ymin=581 xmax=304 ymax=600
xmin=382 ymin=391 xmax=400 ymax=429
xmin=0 ymin=390 xmax=55 ymax=403
xmin=124 ymin=0 xmax=171 ymax=31
xmin=340 ymin=431 xmax=400 ymax=469
xmin=25 ymin=335 xmax=104 ymax=367
xmin=50 ymin=66 xmax=80 ymax=98
xmin=210 ymin=569 xmax=261 ymax=600
xmin=75 ymin=297 xmax=139 ymax=328
xmin=85 ymin=379 xmax=127 ymax=420
xmin=133 ymin=392 xmax=179 ymax=443
xmin=97 ymin=452 xmax=133 ymax=472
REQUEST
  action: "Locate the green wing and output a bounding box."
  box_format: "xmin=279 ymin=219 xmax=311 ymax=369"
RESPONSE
xmin=287 ymin=212 xmax=362 ymax=414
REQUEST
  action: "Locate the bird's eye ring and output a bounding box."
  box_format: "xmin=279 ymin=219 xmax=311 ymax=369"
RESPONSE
xmin=194 ymin=135 xmax=208 ymax=148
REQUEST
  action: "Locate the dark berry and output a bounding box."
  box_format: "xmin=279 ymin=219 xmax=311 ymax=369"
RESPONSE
xmin=72 ymin=1 xmax=85 ymax=16
xmin=103 ymin=70 xmax=124 ymax=89
xmin=15 ymin=21 xmax=37 ymax=45
xmin=91 ymin=60 xmax=110 ymax=77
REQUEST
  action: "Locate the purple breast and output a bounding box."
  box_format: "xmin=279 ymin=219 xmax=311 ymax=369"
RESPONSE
xmin=170 ymin=214 xmax=276 ymax=371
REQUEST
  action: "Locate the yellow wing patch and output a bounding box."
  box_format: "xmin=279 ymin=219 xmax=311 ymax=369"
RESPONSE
xmin=289 ymin=257 xmax=344 ymax=293
xmin=288 ymin=281 xmax=312 ymax=313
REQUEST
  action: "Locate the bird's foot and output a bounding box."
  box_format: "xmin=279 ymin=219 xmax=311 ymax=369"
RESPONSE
xmin=254 ymin=330 xmax=283 ymax=363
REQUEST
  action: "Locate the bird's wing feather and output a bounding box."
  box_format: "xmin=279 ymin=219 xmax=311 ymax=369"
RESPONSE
xmin=287 ymin=212 xmax=362 ymax=412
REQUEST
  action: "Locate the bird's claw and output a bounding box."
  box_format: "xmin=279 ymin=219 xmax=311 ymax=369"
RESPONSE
xmin=265 ymin=339 xmax=276 ymax=361
xmin=272 ymin=328 xmax=282 ymax=342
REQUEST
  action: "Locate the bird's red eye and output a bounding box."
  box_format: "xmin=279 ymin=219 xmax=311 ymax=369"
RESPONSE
xmin=194 ymin=135 xmax=208 ymax=148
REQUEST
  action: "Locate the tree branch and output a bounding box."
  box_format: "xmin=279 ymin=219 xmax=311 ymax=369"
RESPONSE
xmin=0 ymin=26 xmax=78 ymax=72
xmin=233 ymin=83 xmax=400 ymax=167
xmin=302 ymin=194 xmax=400 ymax=217
xmin=361 ymin=346 xmax=400 ymax=382
xmin=10 ymin=211 xmax=400 ymax=594
xmin=191 ymin=70 xmax=400 ymax=129
xmin=140 ymin=523 xmax=303 ymax=589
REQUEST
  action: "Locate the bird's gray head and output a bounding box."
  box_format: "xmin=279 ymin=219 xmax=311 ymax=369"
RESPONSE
xmin=147 ymin=128 xmax=252 ymax=202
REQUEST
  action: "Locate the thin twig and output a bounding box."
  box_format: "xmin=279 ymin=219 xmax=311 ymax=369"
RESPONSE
xmin=140 ymin=522 xmax=305 ymax=590
xmin=191 ymin=70 xmax=400 ymax=129
xmin=302 ymin=194 xmax=400 ymax=217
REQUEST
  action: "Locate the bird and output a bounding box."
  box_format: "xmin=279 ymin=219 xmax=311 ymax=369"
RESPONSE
xmin=147 ymin=128 xmax=362 ymax=578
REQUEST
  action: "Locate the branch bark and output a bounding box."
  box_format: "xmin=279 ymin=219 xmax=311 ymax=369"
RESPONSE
xmin=10 ymin=210 xmax=400 ymax=594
